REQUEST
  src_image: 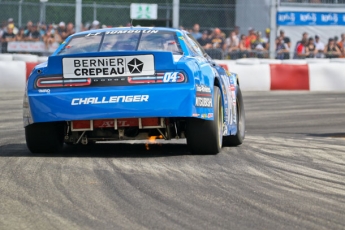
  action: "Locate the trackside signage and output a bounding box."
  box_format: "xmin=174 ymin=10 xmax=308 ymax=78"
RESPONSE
xmin=62 ymin=55 xmax=154 ymax=78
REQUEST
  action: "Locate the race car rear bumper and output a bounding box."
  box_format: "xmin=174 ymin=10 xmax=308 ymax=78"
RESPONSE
xmin=26 ymin=84 xmax=199 ymax=124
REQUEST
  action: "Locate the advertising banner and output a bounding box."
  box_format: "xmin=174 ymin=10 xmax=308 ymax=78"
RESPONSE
xmin=277 ymin=12 xmax=345 ymax=26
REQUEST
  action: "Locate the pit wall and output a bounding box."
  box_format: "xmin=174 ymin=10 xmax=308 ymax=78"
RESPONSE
xmin=1 ymin=54 xmax=345 ymax=91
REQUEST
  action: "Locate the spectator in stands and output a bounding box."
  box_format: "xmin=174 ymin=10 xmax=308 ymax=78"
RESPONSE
xmin=314 ymin=35 xmax=324 ymax=58
xmin=225 ymin=30 xmax=239 ymax=59
xmin=276 ymin=36 xmax=289 ymax=60
xmin=252 ymin=31 xmax=266 ymax=58
xmin=24 ymin=21 xmax=33 ymax=34
xmin=7 ymin=18 xmax=18 ymax=35
xmin=296 ymin=38 xmax=309 ymax=59
xmin=293 ymin=32 xmax=308 ymax=59
xmin=338 ymin=33 xmax=345 ymax=57
xmin=66 ymin=22 xmax=75 ymax=37
xmin=24 ymin=23 xmax=40 ymax=41
xmin=15 ymin=27 xmax=25 ymax=41
xmin=210 ymin=28 xmax=225 ymax=50
xmin=0 ymin=21 xmax=7 ymax=39
xmin=324 ymin=38 xmax=341 ymax=58
xmin=234 ymin=26 xmax=240 ymax=39
xmin=39 ymin=23 xmax=47 ymax=38
xmin=91 ymin=20 xmax=100 ymax=30
xmin=334 ymin=36 xmax=341 ymax=50
xmin=279 ymin=30 xmax=291 ymax=59
xmin=245 ymin=27 xmax=256 ymax=51
xmin=306 ymin=37 xmax=317 ymax=58
xmin=262 ymin=28 xmax=270 ymax=50
xmin=191 ymin=23 xmax=202 ymax=40
xmin=239 ymin=34 xmax=250 ymax=58
xmin=197 ymin=30 xmax=212 ymax=49
xmin=57 ymin=21 xmax=67 ymax=42
xmin=43 ymin=24 xmax=57 ymax=49
xmin=1 ymin=24 xmax=16 ymax=53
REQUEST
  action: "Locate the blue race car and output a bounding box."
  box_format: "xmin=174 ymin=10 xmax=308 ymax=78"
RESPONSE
xmin=23 ymin=27 xmax=245 ymax=155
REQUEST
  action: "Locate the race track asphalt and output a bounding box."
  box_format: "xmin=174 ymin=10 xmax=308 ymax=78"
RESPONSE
xmin=0 ymin=90 xmax=344 ymax=230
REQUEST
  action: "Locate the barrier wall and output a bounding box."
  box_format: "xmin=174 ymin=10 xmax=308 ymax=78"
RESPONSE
xmin=1 ymin=54 xmax=345 ymax=92
xmin=216 ymin=59 xmax=345 ymax=92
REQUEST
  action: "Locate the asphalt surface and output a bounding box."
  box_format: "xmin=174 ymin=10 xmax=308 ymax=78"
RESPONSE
xmin=0 ymin=90 xmax=344 ymax=230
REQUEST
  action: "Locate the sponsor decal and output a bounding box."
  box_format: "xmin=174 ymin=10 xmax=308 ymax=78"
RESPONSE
xmin=208 ymin=113 xmax=213 ymax=118
xmin=196 ymin=84 xmax=212 ymax=98
xmin=277 ymin=11 xmax=345 ymax=26
xmin=62 ymin=55 xmax=154 ymax=78
xmin=163 ymin=72 xmax=179 ymax=83
xmin=223 ymin=122 xmax=228 ymax=135
xmin=98 ymin=121 xmax=114 ymax=128
xmin=38 ymin=89 xmax=50 ymax=94
xmin=192 ymin=113 xmax=200 ymax=117
xmin=196 ymin=97 xmax=212 ymax=108
xmin=105 ymin=30 xmax=158 ymax=34
xmin=127 ymin=58 xmax=143 ymax=74
xmin=277 ymin=12 xmax=296 ymax=24
xmin=300 ymin=13 xmax=317 ymax=23
xmin=321 ymin=13 xmax=338 ymax=23
xmin=86 ymin=32 xmax=102 ymax=37
xmin=71 ymin=95 xmax=149 ymax=105
xmin=128 ymin=72 xmax=185 ymax=84
xmin=201 ymin=114 xmax=208 ymax=118
xmin=196 ymin=84 xmax=211 ymax=93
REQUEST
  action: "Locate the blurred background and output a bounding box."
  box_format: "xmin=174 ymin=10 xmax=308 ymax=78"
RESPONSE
xmin=1 ymin=0 xmax=345 ymax=60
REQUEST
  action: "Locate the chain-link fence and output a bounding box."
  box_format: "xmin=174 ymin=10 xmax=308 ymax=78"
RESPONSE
xmin=0 ymin=0 xmax=236 ymax=32
xmin=0 ymin=0 xmax=238 ymax=57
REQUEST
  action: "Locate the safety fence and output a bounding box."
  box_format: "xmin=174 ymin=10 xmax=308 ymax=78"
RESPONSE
xmin=0 ymin=1 xmax=236 ymax=32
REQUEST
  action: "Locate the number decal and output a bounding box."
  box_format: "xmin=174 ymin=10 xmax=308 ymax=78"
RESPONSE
xmin=163 ymin=72 xmax=178 ymax=82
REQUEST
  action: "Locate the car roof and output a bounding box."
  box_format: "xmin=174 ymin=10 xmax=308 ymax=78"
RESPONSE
xmin=74 ymin=27 xmax=182 ymax=36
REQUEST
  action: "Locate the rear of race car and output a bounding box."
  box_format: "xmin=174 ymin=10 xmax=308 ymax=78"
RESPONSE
xmin=23 ymin=50 xmax=210 ymax=153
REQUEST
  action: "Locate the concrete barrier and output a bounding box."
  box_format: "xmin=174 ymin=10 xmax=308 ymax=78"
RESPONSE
xmin=305 ymin=58 xmax=330 ymax=63
xmin=38 ymin=56 xmax=48 ymax=63
xmin=13 ymin=54 xmax=38 ymax=62
xmin=259 ymin=59 xmax=282 ymax=64
xmin=0 ymin=54 xmax=13 ymax=61
xmin=309 ymin=63 xmax=345 ymax=91
xmin=270 ymin=64 xmax=309 ymax=90
xmin=329 ymin=58 xmax=345 ymax=63
xmin=229 ymin=64 xmax=271 ymax=91
xmin=281 ymin=59 xmax=307 ymax=65
xmin=0 ymin=61 xmax=26 ymax=90
xmin=1 ymin=59 xmax=345 ymax=92
xmin=236 ymin=58 xmax=261 ymax=65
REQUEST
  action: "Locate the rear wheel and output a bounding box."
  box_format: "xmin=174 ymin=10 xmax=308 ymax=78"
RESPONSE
xmin=223 ymin=87 xmax=245 ymax=146
xmin=186 ymin=86 xmax=223 ymax=155
xmin=25 ymin=122 xmax=65 ymax=153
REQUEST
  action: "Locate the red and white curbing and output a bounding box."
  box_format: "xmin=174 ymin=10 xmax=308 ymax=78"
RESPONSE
xmin=1 ymin=54 xmax=345 ymax=91
xmin=216 ymin=59 xmax=345 ymax=91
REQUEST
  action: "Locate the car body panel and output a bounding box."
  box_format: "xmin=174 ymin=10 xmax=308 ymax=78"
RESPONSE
xmin=24 ymin=27 xmax=240 ymax=136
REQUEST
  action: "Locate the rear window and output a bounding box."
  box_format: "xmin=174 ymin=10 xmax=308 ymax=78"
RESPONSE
xmin=58 ymin=30 xmax=182 ymax=55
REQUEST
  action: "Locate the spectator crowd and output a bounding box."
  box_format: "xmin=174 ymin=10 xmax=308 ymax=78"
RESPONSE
xmin=0 ymin=18 xmax=104 ymax=53
xmin=1 ymin=18 xmax=345 ymax=60
xmin=186 ymin=23 xmax=345 ymax=60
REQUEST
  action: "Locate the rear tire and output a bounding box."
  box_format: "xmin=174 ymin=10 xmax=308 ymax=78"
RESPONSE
xmin=186 ymin=86 xmax=223 ymax=155
xmin=223 ymin=87 xmax=245 ymax=146
xmin=25 ymin=122 xmax=64 ymax=153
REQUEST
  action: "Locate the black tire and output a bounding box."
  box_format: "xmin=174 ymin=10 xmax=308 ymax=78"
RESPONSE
xmin=25 ymin=122 xmax=65 ymax=153
xmin=186 ymin=86 xmax=223 ymax=155
xmin=223 ymin=87 xmax=245 ymax=146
